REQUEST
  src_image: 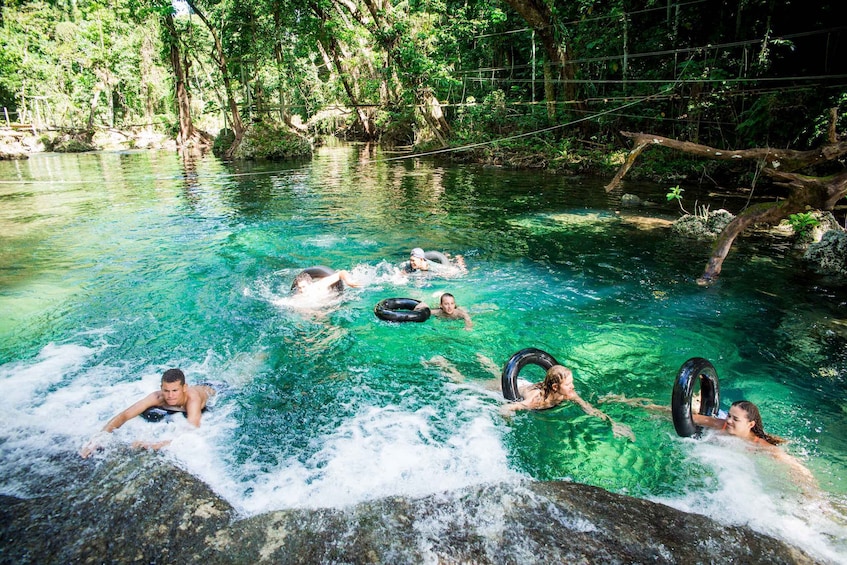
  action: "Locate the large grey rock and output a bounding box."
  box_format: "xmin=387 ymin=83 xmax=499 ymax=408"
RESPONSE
xmin=671 ymin=209 xmax=735 ymax=240
xmin=0 ymin=452 xmax=816 ymax=564
xmin=803 ymin=229 xmax=847 ymax=277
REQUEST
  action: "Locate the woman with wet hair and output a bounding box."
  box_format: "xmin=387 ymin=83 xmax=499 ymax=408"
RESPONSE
xmin=426 ymin=355 xmax=634 ymax=440
xmin=695 ymin=400 xmax=785 ymax=445
xmin=601 ymin=395 xmax=815 ymax=490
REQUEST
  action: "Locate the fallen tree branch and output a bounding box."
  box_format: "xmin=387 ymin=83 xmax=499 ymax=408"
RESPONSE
xmin=606 ymin=116 xmax=847 ymax=284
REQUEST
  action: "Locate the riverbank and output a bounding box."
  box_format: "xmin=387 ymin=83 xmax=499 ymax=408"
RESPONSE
xmin=0 ymin=451 xmax=818 ymax=564
xmin=0 ymin=127 xmax=175 ymax=159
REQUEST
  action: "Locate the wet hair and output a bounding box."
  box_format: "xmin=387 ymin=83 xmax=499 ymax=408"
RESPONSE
xmin=162 ymin=368 xmax=186 ymax=385
xmin=732 ymin=400 xmax=785 ymax=445
xmin=533 ymin=365 xmax=572 ymax=399
xmin=440 ymin=293 xmax=454 ymax=304
xmin=293 ymin=272 xmax=313 ymax=293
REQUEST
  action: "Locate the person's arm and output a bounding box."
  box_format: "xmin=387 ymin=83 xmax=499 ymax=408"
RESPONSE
xmin=573 ymin=395 xmax=635 ymax=441
xmin=500 ymin=400 xmax=532 ymax=414
xmin=310 ymin=271 xmax=360 ymax=292
xmin=457 ymin=308 xmax=473 ymax=330
xmin=500 ymin=387 xmax=545 ymax=413
xmin=80 ymin=392 xmax=162 ymax=457
xmin=692 ymin=413 xmax=726 ymax=429
xmin=413 ymin=302 xmax=430 ymax=311
xmin=184 ymin=389 xmax=204 ymax=428
xmin=337 ymin=270 xmax=361 ymax=288
xmin=768 ymin=447 xmax=818 ymax=494
xmin=102 ymin=392 xmax=162 ymax=432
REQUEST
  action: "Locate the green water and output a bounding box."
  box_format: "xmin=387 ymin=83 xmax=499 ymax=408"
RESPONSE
xmin=1 ymin=145 xmax=846 ymax=560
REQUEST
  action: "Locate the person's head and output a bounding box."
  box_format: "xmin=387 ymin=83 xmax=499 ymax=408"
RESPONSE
xmin=410 ymin=248 xmax=428 ymax=270
xmin=161 ymin=368 xmax=187 ymax=405
xmin=727 ymin=400 xmax=784 ymax=445
xmin=293 ymin=272 xmax=313 ymax=293
xmin=439 ymin=293 xmax=456 ymax=314
xmin=540 ymin=365 xmax=575 ymax=399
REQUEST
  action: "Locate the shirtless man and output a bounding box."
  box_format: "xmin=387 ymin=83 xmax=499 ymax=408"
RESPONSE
xmin=414 ymin=293 xmax=473 ymax=330
xmin=80 ymin=368 xmax=215 ymax=457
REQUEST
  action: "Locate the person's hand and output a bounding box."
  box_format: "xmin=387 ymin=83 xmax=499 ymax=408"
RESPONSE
xmin=339 ymin=271 xmax=361 ymax=288
xmin=611 ymin=421 xmax=635 ymax=441
xmin=79 ymin=441 xmax=98 ymax=458
xmin=80 ymin=432 xmax=110 ymax=458
xmin=132 ymin=439 xmax=172 ymax=451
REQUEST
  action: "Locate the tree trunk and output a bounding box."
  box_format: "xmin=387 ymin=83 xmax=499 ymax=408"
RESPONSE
xmin=140 ymin=30 xmax=156 ymax=132
xmin=606 ymin=127 xmax=847 ymax=284
xmin=502 ymin=0 xmax=580 ymax=109
xmin=418 ymin=88 xmax=450 ymax=146
xmin=164 ymin=14 xmax=196 ymax=147
xmin=184 ymin=0 xmax=244 ymax=158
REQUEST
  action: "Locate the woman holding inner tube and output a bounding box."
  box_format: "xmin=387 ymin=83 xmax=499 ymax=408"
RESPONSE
xmin=599 ymin=357 xmax=818 ymax=490
xmin=427 ymin=352 xmax=634 ymax=440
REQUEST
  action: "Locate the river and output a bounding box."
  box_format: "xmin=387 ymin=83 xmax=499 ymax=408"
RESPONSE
xmin=1 ymin=144 xmax=845 ymax=562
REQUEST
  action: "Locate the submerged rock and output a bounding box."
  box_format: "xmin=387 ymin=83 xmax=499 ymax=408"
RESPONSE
xmin=620 ymin=193 xmax=641 ymax=208
xmin=0 ymin=452 xmax=815 ymax=564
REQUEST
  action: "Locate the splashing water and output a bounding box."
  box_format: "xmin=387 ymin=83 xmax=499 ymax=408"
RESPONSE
xmin=1 ymin=147 xmax=845 ymax=562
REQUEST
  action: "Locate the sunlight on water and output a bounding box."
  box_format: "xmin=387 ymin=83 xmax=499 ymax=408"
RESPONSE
xmin=1 ymin=147 xmax=846 ymax=562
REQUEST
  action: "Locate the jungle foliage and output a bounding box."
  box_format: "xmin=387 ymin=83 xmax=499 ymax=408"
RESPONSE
xmin=1 ymin=0 xmax=845 ymax=170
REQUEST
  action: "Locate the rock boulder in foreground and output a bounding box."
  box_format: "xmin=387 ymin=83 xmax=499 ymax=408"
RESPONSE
xmin=0 ymin=452 xmax=815 ymax=564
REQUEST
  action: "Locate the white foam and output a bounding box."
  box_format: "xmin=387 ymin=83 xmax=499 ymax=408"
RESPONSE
xmin=652 ymin=434 xmax=847 ymax=564
xmin=2 ymin=341 xmax=845 ymax=564
xmin=249 ymin=262 xmax=395 ymax=312
xmin=202 ymin=397 xmax=516 ymax=515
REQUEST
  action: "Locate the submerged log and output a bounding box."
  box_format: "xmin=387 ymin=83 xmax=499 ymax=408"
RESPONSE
xmin=605 ymin=123 xmax=847 ymax=284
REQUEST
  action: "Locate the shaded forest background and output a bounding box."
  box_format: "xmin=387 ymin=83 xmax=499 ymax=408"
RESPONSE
xmin=1 ymin=0 xmax=846 ymax=177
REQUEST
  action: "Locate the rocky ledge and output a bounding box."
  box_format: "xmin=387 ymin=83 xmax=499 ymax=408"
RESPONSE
xmin=0 ymin=451 xmax=816 ymax=564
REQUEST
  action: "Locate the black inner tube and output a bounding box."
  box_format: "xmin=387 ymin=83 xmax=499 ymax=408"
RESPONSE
xmin=374 ymin=298 xmax=431 ymax=323
xmin=141 ymin=405 xmax=208 ymax=422
xmin=423 ymin=250 xmax=450 ymax=265
xmin=500 ymin=348 xmax=561 ymax=401
xmin=291 ymin=266 xmax=343 ymax=293
xmin=141 ymin=407 xmax=183 ymax=422
xmin=671 ymin=357 xmax=721 ymax=437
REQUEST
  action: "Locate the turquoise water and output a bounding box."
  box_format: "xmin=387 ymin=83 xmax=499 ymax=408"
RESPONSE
xmin=1 ymin=146 xmax=846 ymax=561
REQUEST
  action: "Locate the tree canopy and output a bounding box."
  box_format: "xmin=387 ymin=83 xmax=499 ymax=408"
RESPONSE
xmin=1 ymin=0 xmax=845 ymax=158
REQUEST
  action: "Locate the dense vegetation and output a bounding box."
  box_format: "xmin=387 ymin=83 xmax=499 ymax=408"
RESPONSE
xmin=1 ymin=0 xmax=845 ymax=175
